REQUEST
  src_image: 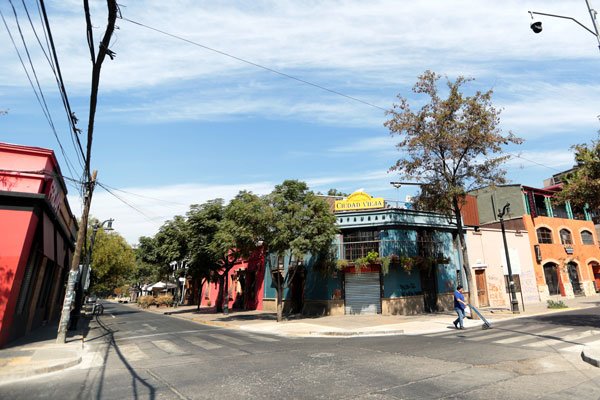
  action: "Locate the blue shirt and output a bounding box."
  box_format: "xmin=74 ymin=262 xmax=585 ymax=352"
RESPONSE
xmin=453 ymin=290 xmax=465 ymax=310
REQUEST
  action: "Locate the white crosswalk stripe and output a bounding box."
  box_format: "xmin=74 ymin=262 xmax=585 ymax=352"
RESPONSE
xmin=243 ymin=333 xmax=279 ymax=342
xmin=183 ymin=336 xmax=223 ymax=350
xmin=152 ymin=339 xmax=185 ymax=354
xmin=208 ymin=334 xmax=250 ymax=346
xmin=119 ymin=343 xmax=148 ymax=361
xmin=424 ymin=322 xmax=600 ymax=353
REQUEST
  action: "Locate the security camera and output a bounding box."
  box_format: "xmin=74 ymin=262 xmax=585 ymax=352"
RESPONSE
xmin=530 ymin=20 xmax=542 ymax=33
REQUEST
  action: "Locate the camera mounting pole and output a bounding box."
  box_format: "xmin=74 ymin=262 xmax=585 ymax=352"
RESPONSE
xmin=528 ymin=0 xmax=600 ymax=53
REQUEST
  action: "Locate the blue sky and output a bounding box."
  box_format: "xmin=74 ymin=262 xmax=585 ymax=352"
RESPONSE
xmin=2 ymin=0 xmax=599 ymax=243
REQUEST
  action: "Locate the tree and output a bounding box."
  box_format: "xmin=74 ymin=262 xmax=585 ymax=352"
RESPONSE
xmin=89 ymin=228 xmax=136 ymax=296
xmin=327 ymin=188 xmax=348 ymax=197
xmin=265 ymin=180 xmax=338 ymax=322
xmin=556 ymin=135 xmax=600 ymax=210
xmin=187 ymin=193 xmax=270 ymax=314
xmin=384 ymin=70 xmax=522 ymax=303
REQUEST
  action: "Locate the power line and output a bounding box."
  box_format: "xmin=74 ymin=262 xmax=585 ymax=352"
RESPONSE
xmin=1 ymin=4 xmax=79 ymax=182
xmin=507 ymin=152 xmax=563 ymax=172
xmin=119 ymin=15 xmax=388 ymax=113
xmin=97 ymin=181 xmax=157 ymax=222
xmin=37 ymin=0 xmax=87 ymax=175
xmin=97 ymin=181 xmax=188 ymax=206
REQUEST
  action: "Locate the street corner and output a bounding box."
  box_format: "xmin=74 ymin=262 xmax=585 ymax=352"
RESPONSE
xmin=582 ymin=344 xmax=600 ymax=368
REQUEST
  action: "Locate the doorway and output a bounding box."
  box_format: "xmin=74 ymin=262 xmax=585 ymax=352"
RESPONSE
xmin=475 ymin=269 xmax=489 ymax=307
xmin=543 ymin=263 xmax=560 ymax=295
xmin=420 ymin=265 xmax=438 ymax=313
xmin=567 ymin=262 xmax=583 ymax=296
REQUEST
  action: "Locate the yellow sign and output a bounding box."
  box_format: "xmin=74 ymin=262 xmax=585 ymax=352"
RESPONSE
xmin=334 ymin=191 xmax=385 ymax=211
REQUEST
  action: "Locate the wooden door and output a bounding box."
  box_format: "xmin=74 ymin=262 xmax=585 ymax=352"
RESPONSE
xmin=475 ymin=269 xmax=489 ymax=307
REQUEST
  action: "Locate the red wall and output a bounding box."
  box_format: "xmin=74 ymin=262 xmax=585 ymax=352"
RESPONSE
xmin=0 ymin=210 xmax=38 ymax=345
xmin=200 ymin=250 xmax=265 ymax=311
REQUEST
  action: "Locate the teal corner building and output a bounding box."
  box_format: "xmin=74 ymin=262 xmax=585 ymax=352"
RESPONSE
xmin=262 ymin=191 xmax=463 ymax=316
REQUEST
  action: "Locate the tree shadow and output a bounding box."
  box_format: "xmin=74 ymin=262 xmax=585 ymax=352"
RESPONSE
xmin=86 ymin=315 xmax=156 ymax=400
xmin=534 ymin=313 xmax=600 ymax=329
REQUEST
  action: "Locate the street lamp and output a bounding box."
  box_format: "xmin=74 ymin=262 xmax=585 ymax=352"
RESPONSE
xmin=497 ymin=203 xmax=520 ymax=314
xmin=528 ymin=1 xmax=600 ymax=52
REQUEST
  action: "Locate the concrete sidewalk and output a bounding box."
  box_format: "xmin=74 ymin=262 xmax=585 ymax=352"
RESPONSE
xmin=0 ymin=322 xmax=84 ymax=386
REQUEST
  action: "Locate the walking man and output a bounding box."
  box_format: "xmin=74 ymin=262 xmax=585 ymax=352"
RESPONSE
xmin=453 ymin=285 xmax=467 ymax=329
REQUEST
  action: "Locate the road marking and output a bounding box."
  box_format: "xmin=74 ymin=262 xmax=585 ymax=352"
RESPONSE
xmin=184 ymin=336 xmax=222 ymax=350
xmin=119 ymin=343 xmax=148 ymax=361
xmin=119 ymin=329 xmax=208 ymax=341
xmin=494 ymin=335 xmax=535 ymax=345
xmin=464 ymin=331 xmax=513 ymax=341
xmin=209 ymin=334 xmax=249 ymax=346
xmin=143 ymin=323 xmax=157 ymax=331
xmin=152 ymin=340 xmax=185 ymax=354
xmin=243 ymin=333 xmax=279 ymax=342
xmin=110 ymin=313 xmax=115 ymax=318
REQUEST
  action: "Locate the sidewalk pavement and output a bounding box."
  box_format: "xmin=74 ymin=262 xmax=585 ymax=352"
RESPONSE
xmin=2 ymin=296 xmax=599 ymax=385
xmin=0 ymin=322 xmax=84 ymax=386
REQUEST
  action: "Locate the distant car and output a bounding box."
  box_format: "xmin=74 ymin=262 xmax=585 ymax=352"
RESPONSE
xmin=85 ymin=295 xmax=98 ymax=304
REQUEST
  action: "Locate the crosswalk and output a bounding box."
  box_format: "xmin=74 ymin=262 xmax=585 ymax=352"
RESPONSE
xmin=85 ymin=330 xmax=282 ymax=366
xmin=424 ymin=321 xmax=600 ymax=353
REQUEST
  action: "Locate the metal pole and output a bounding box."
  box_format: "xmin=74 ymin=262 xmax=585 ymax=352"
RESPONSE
xmin=585 ymin=0 xmax=600 ymax=51
xmin=498 ymin=203 xmax=520 ymax=314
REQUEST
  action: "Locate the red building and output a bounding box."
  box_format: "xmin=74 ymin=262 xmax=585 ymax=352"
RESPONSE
xmin=199 ymin=250 xmax=266 ymax=311
xmin=0 ymin=143 xmax=77 ymax=347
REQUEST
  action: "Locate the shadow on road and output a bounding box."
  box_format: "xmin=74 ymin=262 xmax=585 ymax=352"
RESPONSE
xmin=535 ymin=313 xmax=600 ymax=329
xmin=90 ymin=315 xmax=156 ymax=400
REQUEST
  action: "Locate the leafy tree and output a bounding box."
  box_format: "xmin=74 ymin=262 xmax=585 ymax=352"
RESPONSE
xmin=133 ymin=236 xmax=164 ymax=285
xmin=556 ymin=135 xmax=600 ymax=210
xmin=327 ymin=188 xmax=348 ymax=197
xmin=384 ymin=70 xmax=522 ymax=301
xmin=265 ymin=180 xmax=338 ymax=321
xmin=187 ymin=193 xmax=270 ymax=314
xmin=89 ymin=228 xmax=136 ymax=295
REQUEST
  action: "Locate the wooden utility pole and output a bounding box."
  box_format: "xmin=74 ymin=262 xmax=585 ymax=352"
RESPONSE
xmin=56 ymin=171 xmax=96 ymax=343
xmin=56 ymin=0 xmax=117 ymax=343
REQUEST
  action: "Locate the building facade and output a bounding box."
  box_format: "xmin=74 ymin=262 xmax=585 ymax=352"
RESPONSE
xmin=262 ymin=191 xmax=464 ymax=316
xmin=0 ymin=143 xmax=77 ymax=347
xmin=470 ymin=184 xmax=600 ymax=302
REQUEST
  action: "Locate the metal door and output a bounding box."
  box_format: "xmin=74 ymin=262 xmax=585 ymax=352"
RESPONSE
xmin=344 ymin=272 xmax=381 ymax=315
xmin=568 ymin=263 xmax=582 ymax=296
xmin=475 ymin=269 xmax=489 ymax=307
xmin=544 ymin=263 xmax=559 ymax=295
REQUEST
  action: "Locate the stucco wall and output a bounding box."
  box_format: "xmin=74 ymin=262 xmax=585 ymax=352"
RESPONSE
xmin=465 ymin=226 xmax=540 ymax=308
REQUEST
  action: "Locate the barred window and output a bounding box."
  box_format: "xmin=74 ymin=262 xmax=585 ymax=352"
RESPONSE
xmin=581 ymin=230 xmax=595 ymax=245
xmin=559 ymin=229 xmax=573 ymax=245
xmin=537 ymin=227 xmax=553 ymax=244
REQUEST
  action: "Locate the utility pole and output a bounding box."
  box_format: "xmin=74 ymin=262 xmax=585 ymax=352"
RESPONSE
xmin=498 ymin=203 xmax=520 ymax=314
xmin=57 ymin=170 xmax=96 ymax=343
xmin=56 ymin=0 xmax=117 ymax=343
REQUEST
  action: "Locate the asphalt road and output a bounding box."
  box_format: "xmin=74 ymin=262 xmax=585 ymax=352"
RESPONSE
xmin=2 ymin=302 xmax=600 ymax=399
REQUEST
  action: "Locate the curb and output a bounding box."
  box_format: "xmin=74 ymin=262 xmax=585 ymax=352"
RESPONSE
xmin=0 ymin=356 xmax=82 ymax=385
xmin=581 ymin=347 xmax=600 ymax=368
xmin=309 ymin=330 xmax=404 ymax=337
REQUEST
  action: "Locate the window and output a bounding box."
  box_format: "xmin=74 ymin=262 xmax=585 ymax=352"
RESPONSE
xmin=536 ymin=227 xmax=553 ymax=244
xmin=559 ymin=229 xmax=573 ymax=245
xmin=581 ymin=230 xmax=595 ymax=245
xmin=533 ymin=194 xmax=549 ymax=217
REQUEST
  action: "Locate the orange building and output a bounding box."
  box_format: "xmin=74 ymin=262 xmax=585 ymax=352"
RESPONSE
xmin=469 ymin=184 xmax=600 ymax=301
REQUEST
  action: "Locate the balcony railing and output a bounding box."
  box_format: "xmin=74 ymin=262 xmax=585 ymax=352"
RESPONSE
xmin=336 ymin=240 xmax=447 ymax=262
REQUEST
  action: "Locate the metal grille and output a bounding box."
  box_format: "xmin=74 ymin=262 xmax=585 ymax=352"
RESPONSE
xmin=344 ymin=272 xmax=381 ymax=315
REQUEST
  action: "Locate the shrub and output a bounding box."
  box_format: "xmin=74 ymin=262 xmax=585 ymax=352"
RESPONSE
xmin=547 ymin=300 xmax=568 ymax=309
xmin=137 ymin=295 xmax=155 ymax=309
xmin=156 ymin=294 xmax=174 ymax=307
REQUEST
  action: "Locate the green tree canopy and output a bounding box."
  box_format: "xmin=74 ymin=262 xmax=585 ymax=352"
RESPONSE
xmin=556 ymin=135 xmax=600 ymax=210
xmin=384 ymin=71 xmax=522 ymax=300
xmin=90 ymin=227 xmax=136 ymax=295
